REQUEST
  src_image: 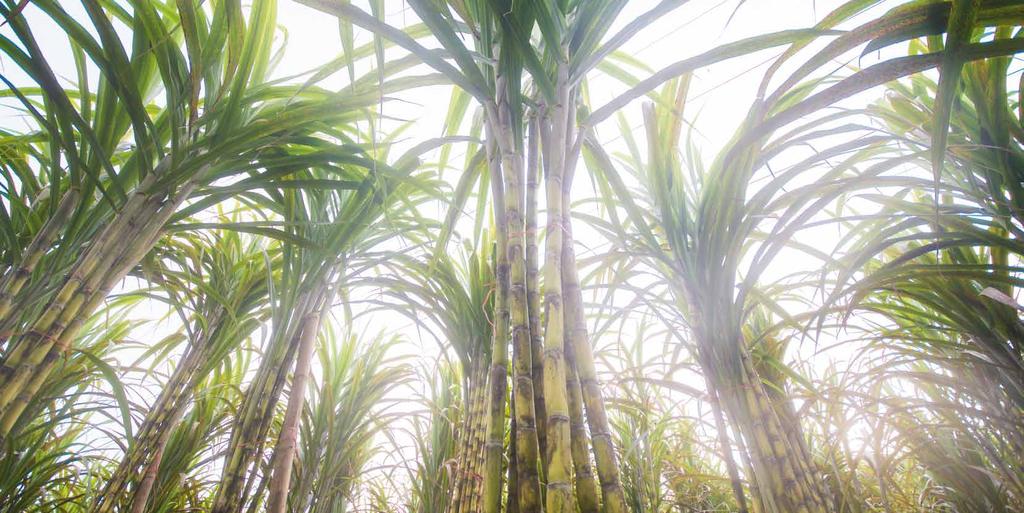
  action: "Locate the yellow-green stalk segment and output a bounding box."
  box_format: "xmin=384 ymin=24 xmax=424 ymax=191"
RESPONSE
xmin=559 ymin=125 xmax=599 ymax=513
xmin=495 ymin=73 xmax=543 ymax=513
xmin=455 ymin=364 xmax=486 ymax=513
xmin=212 ymin=286 xmax=328 ymax=513
xmin=0 ymin=189 xmax=79 ymax=325
xmin=0 ymin=181 xmax=196 ymax=440
xmin=0 ymin=183 xmax=153 ymax=398
xmin=451 ymin=372 xmax=474 ymax=513
xmin=474 ymin=365 xmax=491 ymax=513
xmin=267 ymin=312 xmax=323 ymax=513
xmin=753 ymin=342 xmax=827 ymax=511
xmin=3 ymin=266 xmax=129 ymax=434
xmin=128 ymin=419 xmax=174 ymax=513
xmin=469 ymin=377 xmax=488 ymax=513
xmin=564 ymin=331 xmax=600 ymax=513
xmin=725 ymin=356 xmax=817 ymax=513
xmin=0 ymin=162 xmax=168 ymax=352
xmin=482 ymin=129 xmax=510 ymax=513
xmin=462 ymin=364 xmax=488 ymax=513
xmin=560 ymin=137 xmax=628 ymax=513
xmin=540 ymin=61 xmax=574 ymax=513
xmin=460 ymin=378 xmax=484 ymax=513
xmin=769 ymin=390 xmax=826 ymax=512
xmin=91 ymin=313 xmax=219 ymax=513
xmin=739 ymin=349 xmax=826 ymax=513
xmin=507 ymin=398 xmax=520 ymax=513
xmin=716 ymin=383 xmax=780 ymax=513
xmin=453 ymin=372 xmax=473 ymax=513
xmin=525 ymin=117 xmax=547 ymax=477
xmin=0 ymin=174 xmax=192 ymax=440
xmin=741 ymin=352 xmax=815 ymax=513
xmin=736 ymin=377 xmax=795 ymax=513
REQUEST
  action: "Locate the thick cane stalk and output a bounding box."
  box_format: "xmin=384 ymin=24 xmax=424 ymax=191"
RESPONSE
xmin=266 ymin=311 xmax=322 ymax=513
xmin=560 ymin=139 xmax=628 ymax=513
xmin=739 ymin=349 xmax=826 ymax=513
xmin=710 ymin=346 xmax=825 ymax=513
xmin=508 ymin=399 xmax=520 ymax=513
xmin=482 ymin=129 xmax=510 ymax=513
xmin=451 ymin=369 xmax=474 ymax=513
xmin=540 ymin=60 xmax=574 ymax=513
xmin=469 ymin=378 xmax=489 ymax=513
xmin=94 ymin=216 xmax=263 ymax=513
xmin=0 ymin=182 xmax=156 ymax=403
xmin=128 ymin=436 xmax=170 ymax=513
xmin=91 ymin=332 xmax=213 ymax=513
xmin=457 ymin=363 xmax=488 ymax=513
xmin=564 ymin=333 xmax=599 ymax=513
xmin=494 ymin=73 xmax=543 ymax=513
xmin=212 ymin=284 xmax=328 ymax=513
xmin=454 ymin=364 xmax=487 ymax=513
xmin=525 ymin=118 xmax=546 ymax=475
xmin=453 ymin=368 xmax=478 ymax=513
xmin=0 ymin=189 xmax=79 ymax=328
xmin=0 ymin=178 xmax=195 ymax=441
xmin=755 ymin=347 xmax=828 ymax=511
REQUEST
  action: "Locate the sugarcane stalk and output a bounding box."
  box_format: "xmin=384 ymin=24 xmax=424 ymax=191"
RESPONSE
xmin=482 ymin=127 xmax=510 ymax=513
xmin=559 ymin=133 xmax=628 ymax=513
xmin=730 ymin=410 xmax=764 ymax=513
xmin=454 ymin=367 xmax=480 ymax=513
xmin=0 ymin=204 xmax=147 ymax=409
xmin=0 ymin=188 xmax=79 ymax=327
xmin=0 ymin=235 xmax=153 ymax=438
xmin=564 ymin=328 xmax=599 ymax=513
xmin=266 ymin=311 xmax=323 ymax=513
xmin=91 ymin=322 xmax=214 ymax=513
xmin=769 ymin=375 xmax=828 ymax=511
xmin=212 ymin=284 xmax=327 ymax=513
xmin=128 ymin=380 xmax=191 ymax=513
xmin=454 ymin=364 xmax=487 ymax=513
xmin=739 ymin=376 xmax=799 ymax=512
xmin=469 ymin=375 xmax=489 ymax=513
xmin=722 ymin=353 xmax=818 ymax=513
xmin=739 ymin=352 xmax=809 ymax=511
xmin=458 ymin=363 xmax=486 ymax=513
xmin=716 ymin=379 xmax=781 ymax=513
xmin=525 ymin=117 xmax=546 ymax=479
xmin=0 ymin=181 xmax=196 ymax=440
xmin=540 ymin=60 xmax=574 ymax=513
xmin=507 ymin=397 xmax=520 ymax=513
xmin=0 ymin=173 xmax=180 ymax=404
xmin=558 ymin=115 xmax=599 ymax=513
xmin=451 ymin=370 xmax=474 ymax=513
xmin=493 ymin=73 xmax=543 ymax=513
xmin=738 ymin=349 xmax=824 ymax=513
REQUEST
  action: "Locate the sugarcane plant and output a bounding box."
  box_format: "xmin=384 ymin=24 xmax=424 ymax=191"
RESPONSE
xmin=0 ymin=306 xmax=138 ymax=513
xmin=360 ymin=229 xmax=496 ymax=513
xmin=87 ymin=227 xmax=275 ymax=513
xmin=207 ymin=125 xmax=437 ymax=513
xmin=810 ymin=28 xmax=1024 ymax=510
xmin=287 ymin=327 xmax=411 ymax=513
xmin=0 ymin=0 xmax=409 ymax=443
xmin=583 ymin=1 xmax=1024 ymax=509
xmin=295 ymin=2 xmax=764 ymax=512
xmin=4 ymin=1 xmax=1024 ymax=513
